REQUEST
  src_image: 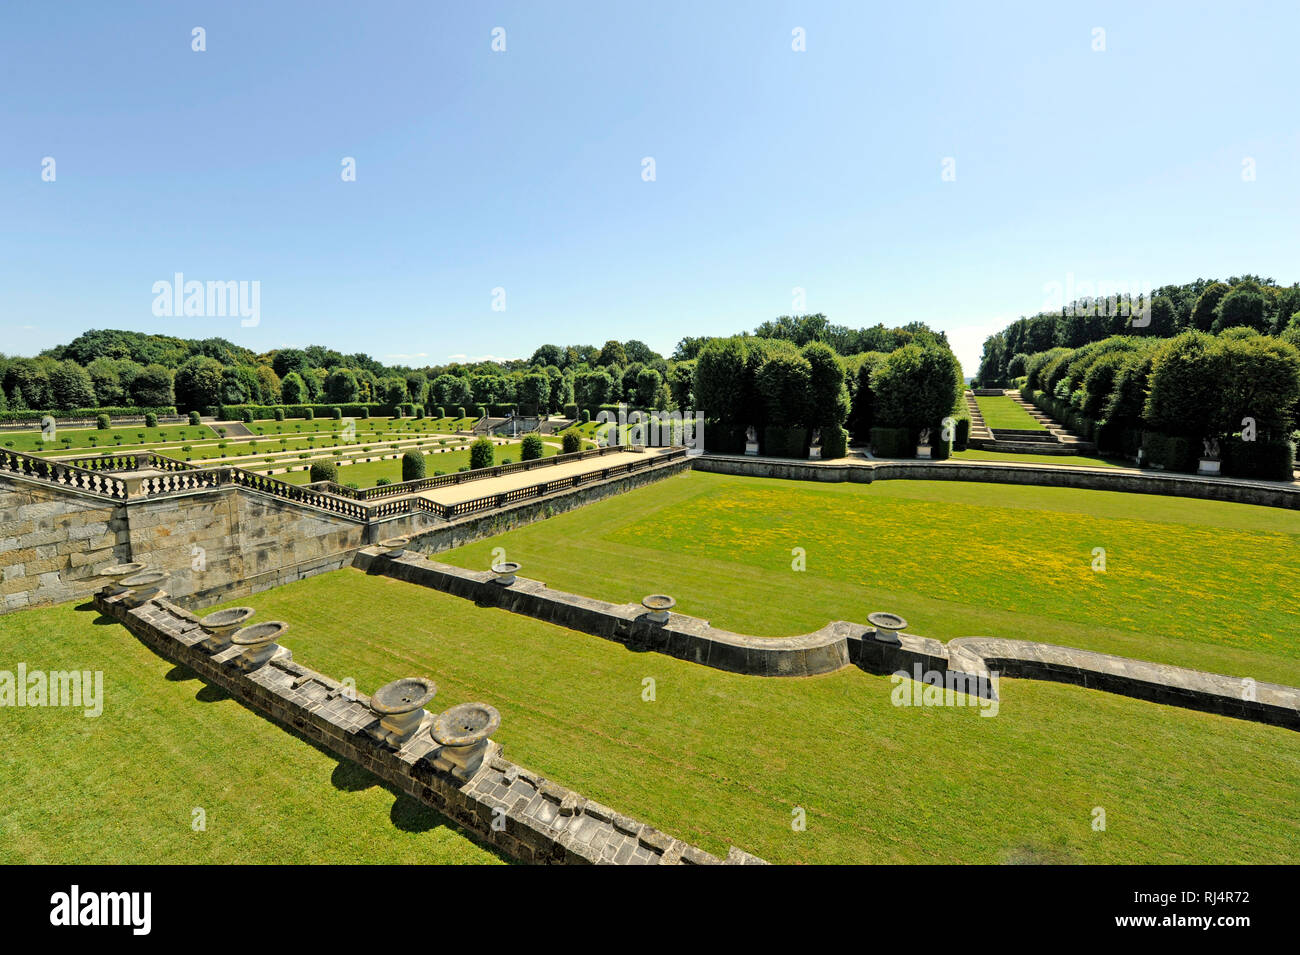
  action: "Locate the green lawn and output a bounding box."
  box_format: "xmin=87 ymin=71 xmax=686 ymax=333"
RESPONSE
xmin=274 ymin=439 xmax=560 ymax=487
xmin=0 ymin=601 xmax=505 ymax=864
xmin=952 ymin=449 xmax=1128 ymax=468
xmin=199 ymin=570 xmax=1300 ymax=864
xmin=439 ymin=470 xmax=1300 ymax=686
xmin=975 ymin=395 xmax=1047 ymax=431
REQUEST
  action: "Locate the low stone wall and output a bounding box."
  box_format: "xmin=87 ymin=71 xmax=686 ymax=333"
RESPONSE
xmin=693 ymin=454 xmax=1300 ymax=510
xmin=360 ymin=554 xmax=1300 ymax=731
xmin=359 ymin=552 xmax=852 ymax=676
xmin=94 ymin=589 xmax=766 ymax=865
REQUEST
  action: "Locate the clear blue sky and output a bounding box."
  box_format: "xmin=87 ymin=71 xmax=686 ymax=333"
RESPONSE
xmin=3 ymin=0 xmax=1297 ymax=372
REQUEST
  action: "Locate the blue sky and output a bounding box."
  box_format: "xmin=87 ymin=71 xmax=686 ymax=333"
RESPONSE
xmin=3 ymin=0 xmax=1297 ymax=372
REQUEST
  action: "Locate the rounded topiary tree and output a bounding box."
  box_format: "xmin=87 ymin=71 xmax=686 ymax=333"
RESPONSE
xmin=241 ymin=408 xmax=254 ymax=423
xmin=581 ymin=408 xmax=591 ymax=423
xmin=470 ymin=437 xmax=495 ymax=469
xmin=304 ymin=407 xmax=314 ymax=420
xmin=309 ymin=461 xmax=337 ymax=483
xmin=274 ymin=407 xmax=285 ymax=421
xmin=360 ymin=406 xmax=370 ymax=419
xmin=873 ymin=343 xmax=962 ymax=444
xmin=820 ymin=426 xmax=848 ymax=460
xmin=693 ymin=336 xmax=749 ymax=453
xmin=332 ymin=407 xmax=343 ymax=420
xmin=520 ymin=433 xmax=544 ymax=460
xmin=96 ymin=413 xmax=110 ymax=429
xmin=145 ymin=412 xmax=159 ymax=428
xmin=755 ymin=350 xmax=814 ymax=457
xmin=1144 ymin=332 xmax=1226 ymax=441
xmin=561 ymin=428 xmax=582 ymax=455
xmin=401 ymin=450 xmax=426 ymax=482
xmin=187 ymin=410 xmax=200 ymax=425
xmin=435 ymin=406 xmax=445 ymax=418
xmin=413 ymin=405 xmax=424 ymax=419
xmin=456 ymin=406 xmax=466 ymax=418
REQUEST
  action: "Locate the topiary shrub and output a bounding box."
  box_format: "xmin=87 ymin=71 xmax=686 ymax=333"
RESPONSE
xmin=520 ymin=433 xmax=544 ymax=460
xmin=332 ymin=407 xmax=342 ymax=420
xmin=375 ymin=477 xmax=391 ymax=487
xmin=581 ymin=409 xmax=591 ymax=423
xmin=476 ymin=405 xmax=487 ymax=419
xmin=456 ymin=406 xmax=466 ymax=418
xmin=274 ymin=407 xmax=285 ymax=421
xmin=309 ymin=461 xmax=337 ymax=483
xmin=145 ymin=412 xmax=159 ymax=428
xmin=470 ymin=437 xmax=495 ymax=469
xmin=820 ymin=426 xmax=848 ymax=460
xmin=187 ymin=410 xmax=200 ymax=425
xmin=1221 ymin=437 xmax=1294 ymax=480
xmin=870 ymin=426 xmax=912 ymax=458
xmin=304 ymin=407 xmax=314 ymax=420
xmin=929 ymin=419 xmax=952 ymax=460
xmin=241 ymin=408 xmax=254 ymax=423
xmin=1140 ymin=432 xmax=1196 ymax=472
xmin=954 ymin=417 xmax=970 ymax=451
xmin=96 ymin=414 xmax=110 ymax=429
xmin=763 ymin=426 xmax=808 ymax=458
xmin=414 ymin=405 xmax=424 ymax=419
xmin=561 ymin=429 xmax=582 ymax=454
xmin=435 ymin=406 xmax=445 ymax=418
xmin=563 ymin=403 xmax=578 ymax=419
xmin=401 ymin=450 xmax=426 ymax=482
xmin=359 ymin=406 xmax=370 ymax=419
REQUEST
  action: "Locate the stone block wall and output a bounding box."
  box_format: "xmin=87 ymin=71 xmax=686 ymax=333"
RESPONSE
xmin=0 ymin=474 xmax=129 ymax=610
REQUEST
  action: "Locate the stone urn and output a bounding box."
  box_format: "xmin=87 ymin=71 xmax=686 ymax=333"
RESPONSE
xmin=98 ymin=562 xmax=147 ymax=597
xmin=491 ymin=561 xmax=521 ymax=586
xmin=642 ymin=594 xmax=676 ymax=624
xmin=431 ymin=702 xmax=501 ymax=779
xmin=379 ymin=536 xmax=410 ymax=558
xmin=369 ymin=677 xmax=438 ymax=747
xmin=867 ymin=611 xmax=908 ymax=645
xmin=198 ymin=607 xmax=255 ymax=652
xmin=229 ymin=621 xmax=289 ymax=671
xmin=118 ymin=570 xmax=168 ymax=607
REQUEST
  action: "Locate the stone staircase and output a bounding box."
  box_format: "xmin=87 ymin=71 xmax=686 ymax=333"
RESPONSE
xmin=966 ymin=390 xmax=1096 ymax=455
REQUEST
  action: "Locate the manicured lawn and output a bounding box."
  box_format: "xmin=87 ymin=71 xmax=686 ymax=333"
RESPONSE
xmin=208 ymin=570 xmax=1300 ymax=864
xmin=952 ymin=449 xmax=1128 ymax=468
xmin=0 ymin=601 xmax=505 ymax=864
xmin=2 ymin=424 xmax=218 ymax=454
xmin=439 ymin=470 xmax=1300 ymax=686
xmin=975 ymin=395 xmax=1046 ymax=431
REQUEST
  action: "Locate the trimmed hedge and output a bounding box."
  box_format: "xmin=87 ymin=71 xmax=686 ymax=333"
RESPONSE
xmin=820 ymin=426 xmax=848 ymax=460
xmin=401 ymin=450 xmax=426 ymax=481
xmin=0 ymin=405 xmax=176 ymax=424
xmin=217 ymin=403 xmax=391 ymax=420
xmin=1140 ymin=432 xmax=1196 ymax=472
xmin=954 ymin=417 xmax=970 ymax=451
xmin=470 ymin=437 xmax=495 ymax=469
xmin=870 ymin=426 xmax=912 ymax=458
xmin=1221 ymin=437 xmax=1295 ymax=480
xmin=520 ymin=434 xmax=544 ymax=460
xmin=763 ymin=425 xmax=808 ymax=459
xmin=563 ymin=403 xmax=578 ymax=420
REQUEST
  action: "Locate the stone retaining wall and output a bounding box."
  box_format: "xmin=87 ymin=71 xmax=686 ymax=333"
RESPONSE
xmin=360 ymin=554 xmax=1300 ymax=731
xmin=693 ymin=454 xmax=1300 ymax=510
xmin=0 ymin=474 xmax=129 ymax=610
xmin=94 ymin=589 xmax=766 ymax=865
